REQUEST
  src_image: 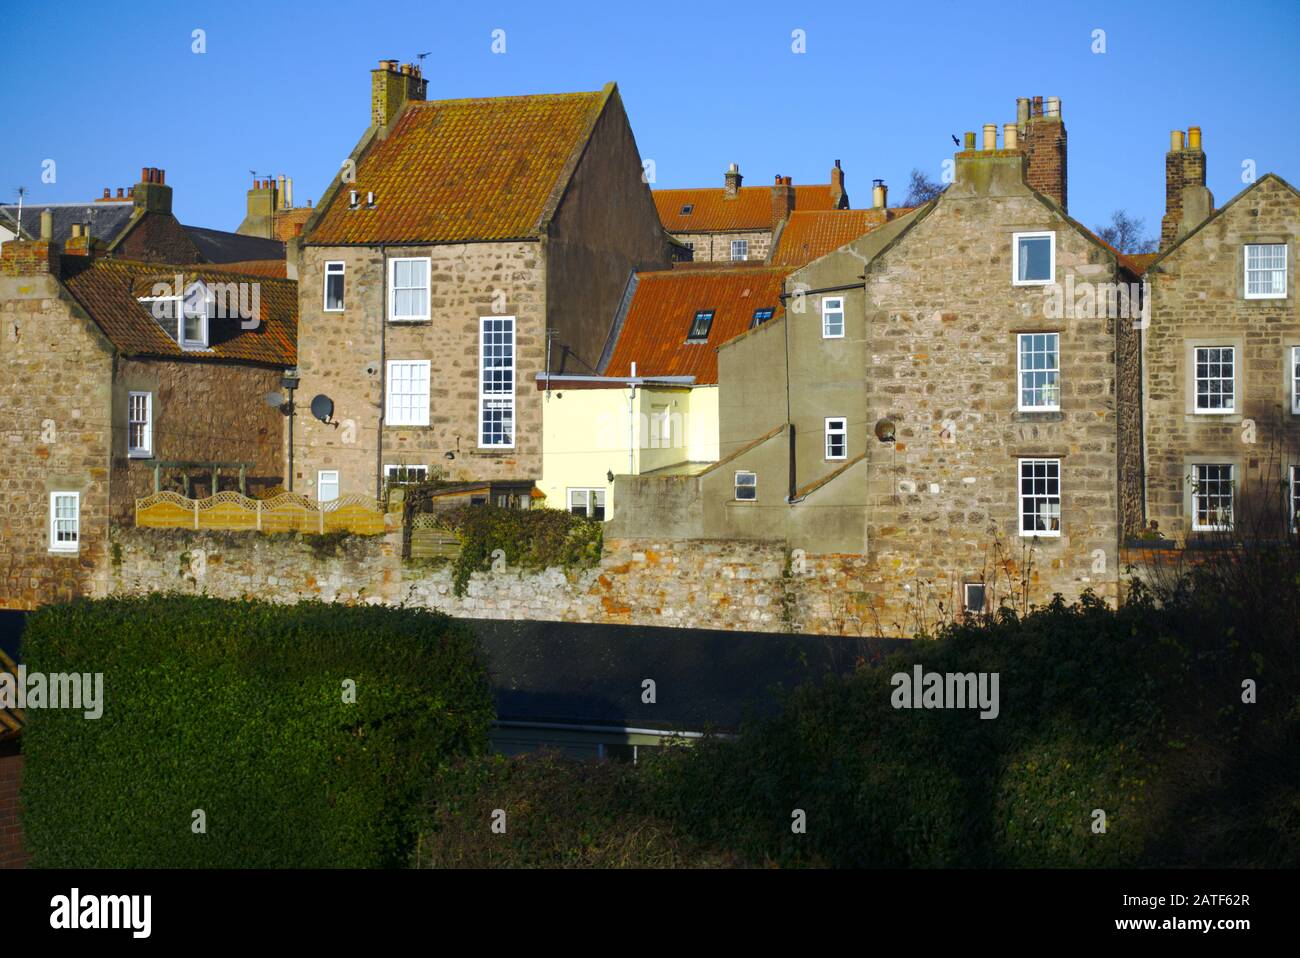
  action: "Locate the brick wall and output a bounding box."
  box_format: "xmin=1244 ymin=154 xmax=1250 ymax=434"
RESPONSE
xmin=113 ymin=211 xmax=204 ymax=264
xmin=0 ymin=749 xmax=27 ymax=869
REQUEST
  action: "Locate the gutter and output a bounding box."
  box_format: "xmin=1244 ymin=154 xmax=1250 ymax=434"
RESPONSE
xmin=535 ymin=373 xmax=696 ymax=385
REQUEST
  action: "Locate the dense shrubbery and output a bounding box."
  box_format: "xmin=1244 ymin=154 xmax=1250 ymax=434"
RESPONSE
xmin=420 ymin=568 xmax=1300 ymax=867
xmin=22 ymin=595 xmax=493 ymax=868
xmin=435 ymin=506 xmax=603 ymax=596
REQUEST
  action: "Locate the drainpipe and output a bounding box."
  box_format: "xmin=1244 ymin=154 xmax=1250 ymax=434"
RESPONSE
xmin=627 ymin=361 xmax=637 ymax=474
xmin=376 ymin=245 xmax=388 ymax=499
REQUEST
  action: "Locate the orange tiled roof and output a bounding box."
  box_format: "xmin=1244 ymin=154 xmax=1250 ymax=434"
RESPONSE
xmin=306 ymin=88 xmax=611 ymax=245
xmin=203 ymin=259 xmax=289 ymax=279
xmin=603 ymin=266 xmax=792 ymax=385
xmin=60 ymin=257 xmax=297 ymax=366
xmin=654 ymin=185 xmax=839 ymax=233
xmin=770 ymin=208 xmax=913 ymax=267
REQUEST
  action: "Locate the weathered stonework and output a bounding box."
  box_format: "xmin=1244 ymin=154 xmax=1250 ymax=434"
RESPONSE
xmin=672 ymin=230 xmax=770 ymax=263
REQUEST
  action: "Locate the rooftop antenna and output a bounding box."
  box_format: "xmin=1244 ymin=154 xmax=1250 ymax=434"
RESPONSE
xmin=416 ymin=52 xmax=431 ymax=64
xmin=13 ymin=187 xmax=27 ymax=238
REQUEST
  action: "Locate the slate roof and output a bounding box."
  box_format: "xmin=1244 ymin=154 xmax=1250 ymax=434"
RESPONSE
xmin=59 ymin=257 xmax=297 ymax=366
xmin=183 ymin=225 xmax=285 ymax=264
xmin=771 ymin=208 xmax=914 ymax=267
xmin=601 ymin=266 xmax=791 ymax=385
xmin=0 ymin=201 xmax=135 ymax=245
xmin=306 ymin=86 xmax=613 ymax=245
xmin=654 ymin=184 xmax=841 ymax=233
xmin=470 ymin=617 xmax=904 ymax=732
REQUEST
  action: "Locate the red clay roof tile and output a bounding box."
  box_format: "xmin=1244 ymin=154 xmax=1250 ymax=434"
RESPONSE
xmin=654 ymin=184 xmax=840 ymax=233
xmin=770 ymin=208 xmax=913 ymax=267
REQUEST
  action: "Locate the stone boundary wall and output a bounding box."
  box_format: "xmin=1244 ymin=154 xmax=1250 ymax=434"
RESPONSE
xmin=104 ymin=527 xmax=927 ymax=637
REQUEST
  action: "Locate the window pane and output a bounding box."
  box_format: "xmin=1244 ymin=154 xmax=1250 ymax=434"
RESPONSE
xmin=1017 ymin=236 xmax=1052 ymax=282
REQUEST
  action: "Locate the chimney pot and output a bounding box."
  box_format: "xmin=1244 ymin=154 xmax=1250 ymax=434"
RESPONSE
xmin=71 ymin=224 xmax=81 ymax=238
xmin=1004 ymin=123 xmax=1018 ymax=150
xmin=983 ymin=123 xmax=998 ymax=151
xmin=1016 ymin=97 xmax=1030 ymax=128
xmin=116 ymin=187 xmax=125 ymax=198
xmin=141 ymin=167 xmax=149 ymax=183
xmin=157 ymin=169 xmax=165 ymax=185
xmin=39 ymin=208 xmax=53 ymax=241
xmin=102 ymin=188 xmax=110 ymax=199
xmin=871 ymin=179 xmax=888 ymax=210
xmin=1188 ymin=126 xmax=1202 ymax=151
xmin=1170 ymin=130 xmax=1184 ymax=152
xmin=963 ymin=131 xmax=976 ymax=150
xmin=1046 ymin=96 xmax=1061 ymax=119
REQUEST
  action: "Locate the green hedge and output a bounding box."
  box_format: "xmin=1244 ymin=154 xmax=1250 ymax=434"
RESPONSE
xmin=22 ymin=595 xmax=494 ymax=868
xmin=421 ymin=590 xmax=1299 ymax=868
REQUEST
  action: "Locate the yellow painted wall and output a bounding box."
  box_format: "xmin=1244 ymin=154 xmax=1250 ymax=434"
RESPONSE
xmin=539 ymin=384 xmax=718 ymax=518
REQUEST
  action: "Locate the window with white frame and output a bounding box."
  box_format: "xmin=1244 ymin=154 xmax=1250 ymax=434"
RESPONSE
xmin=386 ymin=359 xmax=430 ymax=426
xmin=825 ymin=417 xmax=847 ymax=459
xmin=480 ymin=316 xmax=515 ymax=447
xmin=1291 ymin=465 xmax=1300 ymax=531
xmin=1191 ymin=463 xmax=1234 ymax=532
xmin=735 ymin=470 xmax=757 ymax=501
xmin=730 ymin=239 xmax=748 ymax=261
xmin=127 ymin=391 xmax=152 ymax=457
xmin=1244 ymin=243 xmax=1287 ymax=299
xmin=180 ymin=282 xmax=210 ymax=348
xmin=567 ymin=488 xmax=606 ymax=520
xmin=1018 ymin=332 xmax=1061 ymax=411
xmin=821 ymin=296 xmax=844 ymax=338
xmin=1292 ymin=346 xmax=1300 ymax=415
xmin=324 ymin=261 xmax=345 ymax=311
xmin=1013 ymin=231 xmax=1055 ymax=285
xmin=389 ymin=257 xmax=430 ymax=321
xmin=49 ymin=491 xmax=79 ymax=552
xmin=1018 ymin=458 xmax=1061 ymax=537
xmin=384 ymin=464 xmax=428 ymax=484
xmin=1194 ymin=346 xmax=1235 ymax=413
xmin=317 ymin=470 xmax=339 ymax=503
xmin=963 ymin=582 xmax=987 ymax=614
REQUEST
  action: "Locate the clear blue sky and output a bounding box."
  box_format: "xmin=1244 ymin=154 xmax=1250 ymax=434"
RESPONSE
xmin=4 ymin=0 xmax=1298 ymax=241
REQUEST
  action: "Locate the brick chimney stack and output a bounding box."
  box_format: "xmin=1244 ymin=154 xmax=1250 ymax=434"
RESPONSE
xmin=0 ymin=209 xmax=59 ymax=276
xmin=771 ymin=175 xmax=794 ymax=230
xmin=723 ymin=163 xmax=743 ymax=198
xmin=830 ymin=159 xmax=848 ymax=208
xmin=133 ymin=167 xmax=172 ymax=214
xmin=1161 ymin=127 xmax=1213 ymax=250
xmin=1018 ymin=95 xmax=1068 ymax=212
xmin=371 ymin=59 xmax=428 ymax=129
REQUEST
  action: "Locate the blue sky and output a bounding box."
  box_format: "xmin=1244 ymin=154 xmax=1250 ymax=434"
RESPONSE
xmin=3 ymin=0 xmax=1299 ymax=241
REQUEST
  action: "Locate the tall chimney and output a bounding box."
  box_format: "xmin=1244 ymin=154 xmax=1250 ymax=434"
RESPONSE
xmin=771 ymin=175 xmax=794 ymax=230
xmin=277 ymin=175 xmax=286 ymax=210
xmin=371 ymin=58 xmax=428 ymax=129
xmin=133 ymin=167 xmax=172 ymax=214
xmin=871 ymin=179 xmax=888 ymax=210
xmin=1161 ymin=127 xmax=1213 ymax=249
xmin=1020 ymin=95 xmax=1067 ymax=211
xmin=830 ymin=159 xmax=847 ymax=208
xmin=724 ymin=163 xmax=743 ymax=198
xmin=237 ymin=178 xmax=278 ymax=239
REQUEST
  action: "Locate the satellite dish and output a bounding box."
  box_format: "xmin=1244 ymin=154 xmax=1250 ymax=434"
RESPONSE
xmin=310 ymin=394 xmax=335 ymax=424
xmin=264 ymin=391 xmax=286 ymax=408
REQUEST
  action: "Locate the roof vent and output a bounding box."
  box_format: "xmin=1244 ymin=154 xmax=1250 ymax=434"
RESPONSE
xmin=348 ymin=190 xmax=359 ymax=210
xmin=366 ymin=191 xmax=376 ymax=209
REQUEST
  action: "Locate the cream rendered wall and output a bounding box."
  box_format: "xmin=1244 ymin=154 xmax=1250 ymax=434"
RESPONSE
xmin=538 ymin=384 xmax=720 ymax=517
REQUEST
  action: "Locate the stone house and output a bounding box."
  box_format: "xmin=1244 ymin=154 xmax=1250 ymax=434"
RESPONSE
xmin=613 ymin=97 xmax=1143 ymax=627
xmin=538 ymin=264 xmax=791 ymax=518
xmin=1140 ymin=128 xmax=1300 ymax=540
xmin=291 ymin=61 xmax=674 ymax=502
xmin=0 ymin=229 xmax=297 ymax=610
xmin=654 ymin=162 xmax=850 ymax=263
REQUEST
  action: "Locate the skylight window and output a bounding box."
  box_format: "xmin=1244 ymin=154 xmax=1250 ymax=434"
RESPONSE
xmin=680 ymin=204 xmax=694 ymax=215
xmin=686 ymin=310 xmax=714 ymax=342
xmin=750 ymin=307 xmax=774 ymax=328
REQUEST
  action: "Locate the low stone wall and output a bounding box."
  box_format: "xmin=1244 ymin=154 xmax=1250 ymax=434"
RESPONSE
xmin=103 ymin=527 xmax=911 ymax=637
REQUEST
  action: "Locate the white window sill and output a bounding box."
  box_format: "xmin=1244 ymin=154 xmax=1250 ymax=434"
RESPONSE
xmin=1018 ymin=406 xmax=1061 ymax=413
xmin=49 ymin=546 xmax=79 ymax=554
xmin=1019 ymin=530 xmax=1061 ymax=539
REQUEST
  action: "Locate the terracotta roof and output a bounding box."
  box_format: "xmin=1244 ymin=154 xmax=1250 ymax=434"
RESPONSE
xmin=306 ymin=87 xmax=611 ymax=245
xmin=602 ymin=266 xmax=791 ymax=385
xmin=654 ymin=184 xmax=840 ymax=233
xmin=1123 ymin=252 xmax=1159 ymax=275
xmin=771 ymin=208 xmax=913 ymax=267
xmin=203 ymin=259 xmax=288 ymax=279
xmin=59 ymin=257 xmax=297 ymax=366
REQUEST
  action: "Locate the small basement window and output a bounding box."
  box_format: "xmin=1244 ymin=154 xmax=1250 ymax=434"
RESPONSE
xmin=735 ymin=470 xmax=757 ymax=501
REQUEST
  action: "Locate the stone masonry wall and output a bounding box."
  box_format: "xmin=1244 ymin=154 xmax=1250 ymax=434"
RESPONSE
xmin=673 ymin=230 xmax=771 ymax=263
xmin=104 ymin=526 xmax=908 ymax=637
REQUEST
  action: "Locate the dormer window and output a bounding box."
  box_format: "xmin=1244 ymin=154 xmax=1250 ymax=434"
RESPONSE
xmin=686 ymin=310 xmax=714 ymax=342
xmin=180 ymin=281 xmax=211 ymax=349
